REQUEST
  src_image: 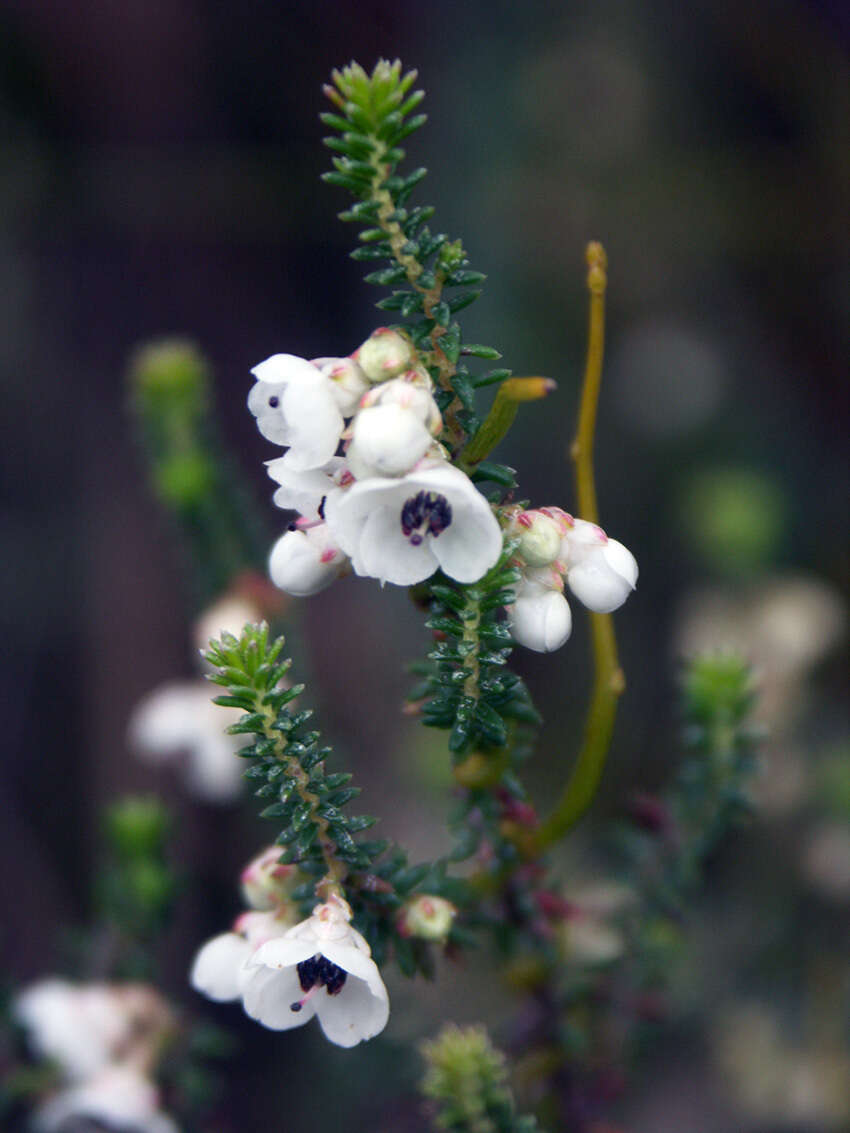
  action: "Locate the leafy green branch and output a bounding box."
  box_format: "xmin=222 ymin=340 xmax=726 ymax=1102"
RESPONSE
xmin=205 ymin=623 xmax=469 ymax=973
xmin=322 ymin=59 xmax=526 ymax=468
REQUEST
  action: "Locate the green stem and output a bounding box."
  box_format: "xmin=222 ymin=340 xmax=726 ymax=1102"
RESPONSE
xmin=258 ymin=700 xmax=346 ymax=900
xmin=533 ymin=243 xmax=625 ymax=852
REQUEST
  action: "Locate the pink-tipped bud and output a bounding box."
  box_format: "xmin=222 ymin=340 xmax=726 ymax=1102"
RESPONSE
xmin=240 ymin=846 xmax=298 ymax=911
xmin=398 ymin=895 xmax=456 ymax=942
xmin=354 ymin=327 xmax=414 ymax=383
xmin=510 ymin=509 xmax=564 ymax=567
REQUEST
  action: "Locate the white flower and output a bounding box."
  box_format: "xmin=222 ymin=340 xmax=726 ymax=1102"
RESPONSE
xmin=14 ymin=980 xmax=133 ymax=1082
xmin=190 ymin=909 xmax=293 ymax=1003
xmin=265 ymin=455 xmax=347 ymax=519
xmin=354 ymin=327 xmax=413 ymax=382
xmin=248 ymin=353 xmax=343 ymax=470
xmin=34 ymin=1065 xmax=178 ymax=1133
xmin=14 ymin=982 xmax=174 ymax=1087
xmin=312 ymin=356 xmax=369 ymax=415
xmin=268 ymin=523 xmax=348 ymax=597
xmin=346 ymin=403 xmax=434 ymax=480
xmin=242 ymin=895 xmax=389 ymax=1048
xmin=324 ymin=460 xmax=503 ymax=587
xmin=128 ymin=681 xmax=244 ymax=803
xmin=508 ymin=581 xmax=572 ymax=652
xmin=562 ymin=520 xmax=638 ymax=613
xmin=358 ymin=368 xmax=442 ymax=434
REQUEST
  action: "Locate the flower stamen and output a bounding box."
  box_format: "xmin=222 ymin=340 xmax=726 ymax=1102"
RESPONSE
xmin=400 ymin=491 xmax=453 ymax=546
xmin=291 ymin=954 xmax=348 ymax=1011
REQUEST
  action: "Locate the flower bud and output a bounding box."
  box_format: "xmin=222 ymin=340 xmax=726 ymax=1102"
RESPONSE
xmin=240 ymin=846 xmax=299 ymax=910
xmin=566 ymin=538 xmax=638 ymax=613
xmin=559 ymin=516 xmax=607 ymax=567
xmin=398 ymin=895 xmax=456 ymax=941
xmin=354 ymin=327 xmax=413 ymax=383
xmin=509 ymin=584 xmax=572 ymax=652
xmin=268 ymin=524 xmax=347 ymax=597
xmin=510 ymin=509 xmax=564 ymax=567
xmin=359 ymin=368 xmax=442 ymax=435
xmin=346 ymin=403 xmax=433 ymax=479
xmin=312 ymin=356 xmax=369 ymax=416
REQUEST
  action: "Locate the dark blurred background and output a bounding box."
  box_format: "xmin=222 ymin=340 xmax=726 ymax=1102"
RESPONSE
xmin=1 ymin=1 xmax=847 ymax=1130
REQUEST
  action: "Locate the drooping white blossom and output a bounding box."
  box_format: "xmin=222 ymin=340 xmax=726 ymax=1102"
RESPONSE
xmin=508 ymin=581 xmax=573 ymax=653
xmin=33 ymin=1064 xmax=179 ymax=1133
xmin=129 ymin=682 xmax=245 ymax=803
xmin=248 ymin=354 xmax=343 ymax=470
xmin=241 ymin=894 xmax=389 ymax=1048
xmin=562 ymin=520 xmax=638 ymax=613
xmin=324 ymin=459 xmax=502 ymax=587
xmin=190 ymin=909 xmax=294 ymax=1003
xmin=268 ymin=523 xmax=349 ymax=597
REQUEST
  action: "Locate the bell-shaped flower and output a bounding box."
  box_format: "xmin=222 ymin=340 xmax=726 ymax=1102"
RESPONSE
xmin=268 ymin=523 xmax=348 ymax=597
xmin=240 ymin=846 xmax=299 ymax=911
xmin=353 ymin=327 xmax=413 ymax=383
xmin=128 ymin=682 xmax=244 ymax=803
xmin=248 ymin=354 xmax=343 ymax=470
xmin=190 ymin=909 xmax=294 ymax=1003
xmin=265 ymin=455 xmax=348 ymax=520
xmin=508 ymin=579 xmax=573 ymax=653
xmin=346 ymin=403 xmax=434 ymax=480
xmin=312 ymin=356 xmax=369 ymax=416
xmin=562 ymin=520 xmax=638 ymax=614
xmin=324 ymin=459 xmax=503 ymax=587
xmin=33 ymin=1065 xmax=178 ymax=1133
xmin=241 ymin=895 xmax=389 ymax=1048
xmin=358 ymin=367 xmax=442 ymax=435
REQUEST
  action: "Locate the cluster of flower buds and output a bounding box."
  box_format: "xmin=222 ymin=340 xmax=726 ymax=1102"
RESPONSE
xmin=505 ymin=507 xmax=638 ymax=652
xmin=249 ymin=328 xmax=503 ymax=591
xmin=191 ymin=853 xmax=389 ymax=1048
xmin=14 ymin=979 xmax=177 ymax=1132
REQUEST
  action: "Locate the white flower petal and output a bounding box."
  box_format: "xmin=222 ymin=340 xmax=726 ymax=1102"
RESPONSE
xmin=241 ymin=964 xmax=317 ymax=1031
xmin=190 ymin=933 xmax=253 ymax=1002
xmin=347 ymin=403 xmax=432 ymax=479
xmin=509 ymin=587 xmax=572 ymax=652
xmin=34 ymin=1066 xmax=178 ymax=1133
xmin=128 ymin=683 xmax=205 ymax=759
xmin=431 ymin=503 xmax=503 ymax=584
xmin=266 ymin=456 xmax=344 ymax=518
xmin=248 ymin=934 xmax=320 ymax=971
xmin=357 ymin=504 xmax=437 ymax=586
xmin=268 ymin=525 xmax=346 ymax=597
xmin=567 ymin=540 xmax=637 ymax=613
xmin=314 ymin=973 xmax=389 ymax=1048
xmin=279 ymin=376 xmax=343 ymax=471
xmin=247 ymin=379 xmax=293 ymax=445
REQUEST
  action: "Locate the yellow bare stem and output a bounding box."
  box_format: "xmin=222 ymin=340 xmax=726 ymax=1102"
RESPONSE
xmin=532 ymin=242 xmax=625 ymax=853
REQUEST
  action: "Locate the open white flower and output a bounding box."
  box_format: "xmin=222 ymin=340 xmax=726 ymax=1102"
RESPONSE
xmin=191 ymin=909 xmax=293 ymax=1003
xmin=562 ymin=520 xmax=638 ymax=613
xmin=268 ymin=523 xmax=349 ymax=597
xmin=242 ymin=895 xmax=389 ymax=1048
xmin=248 ymin=353 xmax=343 ymax=470
xmin=265 ymin=455 xmax=347 ymax=519
xmin=324 ymin=460 xmax=502 ymax=587
xmin=129 ymin=682 xmax=244 ymax=803
xmin=34 ymin=1064 xmax=178 ymax=1133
